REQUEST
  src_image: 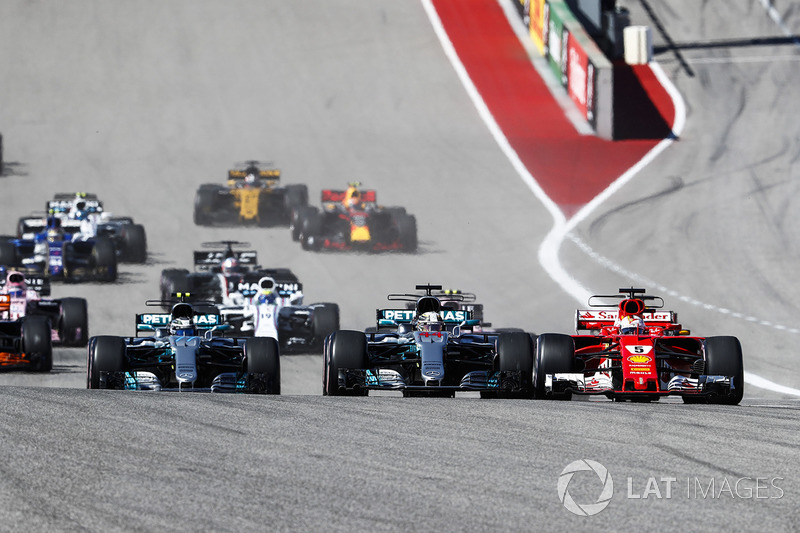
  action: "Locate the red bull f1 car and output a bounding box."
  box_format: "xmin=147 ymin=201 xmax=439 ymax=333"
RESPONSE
xmin=534 ymin=288 xmax=744 ymax=404
xmin=194 ymin=161 xmax=309 ymax=226
xmin=292 ymin=183 xmax=417 ymax=252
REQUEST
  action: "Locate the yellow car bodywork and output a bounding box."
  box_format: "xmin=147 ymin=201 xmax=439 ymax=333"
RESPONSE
xmin=226 ymin=169 xmax=280 ymax=222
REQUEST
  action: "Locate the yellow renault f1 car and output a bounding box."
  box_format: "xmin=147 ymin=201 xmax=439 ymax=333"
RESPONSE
xmin=194 ymin=161 xmax=309 ymax=226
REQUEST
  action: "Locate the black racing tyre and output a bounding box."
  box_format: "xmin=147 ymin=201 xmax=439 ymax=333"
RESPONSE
xmin=300 ymin=209 xmax=323 ymax=251
xmin=285 ymin=184 xmax=309 ymax=213
xmin=194 ymin=185 xmax=219 ymax=225
xmin=321 ymin=333 xmax=333 ymax=394
xmin=59 ymin=297 xmax=89 ymax=347
xmin=701 ymin=336 xmax=744 ymax=405
xmin=87 ymin=336 xmax=126 ymax=389
xmin=534 ymin=333 xmax=574 ymax=400
xmin=323 ymin=330 xmax=368 ymax=396
xmin=0 ymin=240 xmax=20 ymax=267
xmin=92 ymin=237 xmax=117 ymax=282
xmin=121 ymin=223 xmax=147 ymax=263
xmin=396 ymin=214 xmax=417 ymax=252
xmin=312 ymin=303 xmax=340 ymax=350
xmin=290 ymin=206 xmax=313 ymax=241
xmin=245 ymin=337 xmax=281 ymax=394
xmin=23 ymin=315 xmax=52 ymax=372
xmin=495 ymin=331 xmax=535 ymax=399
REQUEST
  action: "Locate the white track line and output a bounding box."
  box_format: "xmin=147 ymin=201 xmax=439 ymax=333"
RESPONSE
xmin=759 ymin=0 xmax=800 ymax=42
xmin=421 ymin=0 xmax=796 ymax=396
xmin=420 ymin=0 xmax=589 ymax=304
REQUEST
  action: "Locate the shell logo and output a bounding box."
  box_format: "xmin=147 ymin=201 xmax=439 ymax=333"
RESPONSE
xmin=627 ymin=355 xmax=652 ymax=364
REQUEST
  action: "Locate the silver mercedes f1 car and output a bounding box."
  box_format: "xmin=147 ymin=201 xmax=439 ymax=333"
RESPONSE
xmin=323 ymin=284 xmax=535 ymax=398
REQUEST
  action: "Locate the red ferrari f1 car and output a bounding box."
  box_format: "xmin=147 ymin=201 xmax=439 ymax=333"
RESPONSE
xmin=534 ymin=288 xmax=744 ymax=404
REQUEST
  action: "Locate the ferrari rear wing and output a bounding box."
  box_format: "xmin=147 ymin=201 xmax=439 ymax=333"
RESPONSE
xmin=575 ymin=309 xmax=678 ymax=332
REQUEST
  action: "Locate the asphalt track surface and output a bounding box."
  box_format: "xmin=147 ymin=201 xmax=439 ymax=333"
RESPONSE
xmin=0 ymin=0 xmax=798 ymax=530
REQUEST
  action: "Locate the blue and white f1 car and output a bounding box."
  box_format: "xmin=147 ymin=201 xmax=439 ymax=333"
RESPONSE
xmin=2 ymin=215 xmax=117 ymax=282
xmin=17 ymin=193 xmax=147 ymax=263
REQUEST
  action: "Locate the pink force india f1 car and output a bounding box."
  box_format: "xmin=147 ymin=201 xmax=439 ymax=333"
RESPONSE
xmin=0 ymin=268 xmax=88 ymax=347
xmin=533 ymin=288 xmax=744 ymax=404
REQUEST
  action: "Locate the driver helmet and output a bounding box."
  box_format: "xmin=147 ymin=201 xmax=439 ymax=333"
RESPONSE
xmin=45 ymin=216 xmax=63 ymax=242
xmin=417 ymin=311 xmax=443 ymax=332
xmin=617 ymin=299 xmax=646 ymax=335
xmin=245 ymin=173 xmax=257 ymax=187
xmin=258 ymin=276 xmax=275 ymax=296
xmin=169 ymin=303 xmax=196 ymax=336
xmin=221 ymin=256 xmax=240 ymax=276
xmin=73 ymin=200 xmax=88 ymax=220
xmin=347 ymin=189 xmax=361 ymax=209
xmin=5 ymin=271 xmax=26 ymax=298
xmin=256 ymin=276 xmax=277 ymax=304
xmin=46 ymin=227 xmax=64 ymax=242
